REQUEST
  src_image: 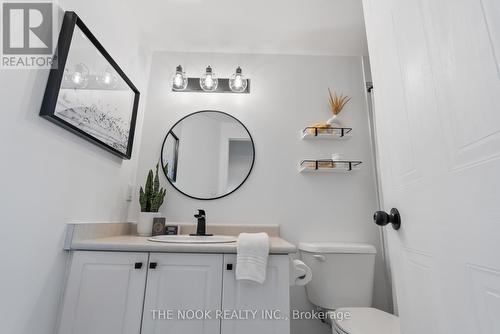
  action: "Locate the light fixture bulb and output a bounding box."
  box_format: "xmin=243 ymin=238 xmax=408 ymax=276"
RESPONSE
xmin=72 ymin=72 xmax=82 ymax=84
xmin=71 ymin=63 xmax=89 ymax=88
xmin=103 ymin=74 xmax=111 ymax=84
xmin=97 ymin=67 xmax=118 ymax=88
xmin=229 ymin=66 xmax=247 ymax=93
xmin=200 ymin=65 xmax=218 ymax=92
xmin=172 ymin=65 xmax=188 ymax=91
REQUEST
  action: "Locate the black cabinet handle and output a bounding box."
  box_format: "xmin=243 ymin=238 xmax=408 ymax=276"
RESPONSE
xmin=226 ymin=263 xmax=233 ymax=271
xmin=149 ymin=262 xmax=158 ymax=269
xmin=134 ymin=262 xmax=143 ymax=269
xmin=374 ymin=208 xmax=401 ymax=230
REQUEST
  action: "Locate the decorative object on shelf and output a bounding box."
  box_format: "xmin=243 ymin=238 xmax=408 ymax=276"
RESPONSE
xmin=171 ymin=65 xmax=250 ymax=93
xmin=299 ymin=159 xmax=362 ymax=173
xmin=326 ymin=88 xmax=351 ymax=127
xmin=229 ymin=66 xmax=248 ymax=93
xmin=303 ymin=89 xmax=351 ymax=137
xmin=40 ymin=11 xmax=140 ymax=160
xmin=138 ymin=163 xmax=167 ymax=236
xmin=172 ymin=65 xmax=188 ymax=91
xmin=305 ymin=122 xmax=331 ymax=135
xmin=152 ymin=217 xmax=166 ymax=236
xmin=301 ymin=126 xmax=352 ymax=139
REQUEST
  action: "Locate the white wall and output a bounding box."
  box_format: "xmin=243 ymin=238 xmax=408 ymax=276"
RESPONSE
xmin=136 ymin=51 xmax=390 ymax=334
xmin=0 ymin=2 xmax=151 ymax=334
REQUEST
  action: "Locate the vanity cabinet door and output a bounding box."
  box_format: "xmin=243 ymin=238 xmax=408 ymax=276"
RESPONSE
xmin=57 ymin=251 xmax=148 ymax=334
xmin=141 ymin=253 xmax=223 ymax=334
xmin=221 ymin=255 xmax=290 ymax=334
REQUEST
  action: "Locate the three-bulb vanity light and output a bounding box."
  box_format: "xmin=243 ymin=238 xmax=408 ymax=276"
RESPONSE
xmin=171 ymin=65 xmax=249 ymax=93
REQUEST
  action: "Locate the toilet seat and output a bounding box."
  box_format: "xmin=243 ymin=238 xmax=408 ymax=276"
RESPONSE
xmin=329 ymin=308 xmax=400 ymax=334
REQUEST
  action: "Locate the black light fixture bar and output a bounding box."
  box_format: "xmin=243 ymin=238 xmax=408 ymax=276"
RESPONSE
xmin=172 ymin=77 xmax=250 ymax=94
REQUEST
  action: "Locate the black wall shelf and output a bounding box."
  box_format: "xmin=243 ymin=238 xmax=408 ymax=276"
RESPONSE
xmin=299 ymin=159 xmax=362 ymax=173
xmin=301 ymin=126 xmax=352 ymax=139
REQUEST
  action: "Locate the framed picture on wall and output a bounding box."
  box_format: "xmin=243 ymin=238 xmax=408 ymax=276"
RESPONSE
xmin=161 ymin=131 xmax=179 ymax=182
xmin=39 ymin=11 xmax=140 ymax=159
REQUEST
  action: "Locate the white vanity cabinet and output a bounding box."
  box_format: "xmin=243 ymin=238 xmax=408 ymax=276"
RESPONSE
xmin=58 ymin=251 xmax=290 ymax=334
xmin=57 ymin=251 xmax=149 ymax=334
xmin=221 ymin=254 xmax=290 ymax=334
xmin=141 ymin=253 xmax=223 ymax=334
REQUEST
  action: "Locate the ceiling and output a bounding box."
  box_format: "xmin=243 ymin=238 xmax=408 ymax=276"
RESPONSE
xmin=62 ymin=0 xmax=368 ymax=56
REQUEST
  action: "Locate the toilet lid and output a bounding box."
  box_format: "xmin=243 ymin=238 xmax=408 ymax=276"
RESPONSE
xmin=331 ymin=308 xmax=400 ymax=334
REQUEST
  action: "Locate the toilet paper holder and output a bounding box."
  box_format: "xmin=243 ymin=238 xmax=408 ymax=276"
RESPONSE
xmin=290 ymin=259 xmax=313 ymax=286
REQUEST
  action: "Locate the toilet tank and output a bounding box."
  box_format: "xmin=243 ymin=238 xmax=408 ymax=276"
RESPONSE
xmin=299 ymin=242 xmax=377 ymax=310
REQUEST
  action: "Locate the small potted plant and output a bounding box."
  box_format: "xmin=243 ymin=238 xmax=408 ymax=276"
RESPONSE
xmin=326 ymin=88 xmax=351 ymax=127
xmin=137 ymin=163 xmax=166 ymax=236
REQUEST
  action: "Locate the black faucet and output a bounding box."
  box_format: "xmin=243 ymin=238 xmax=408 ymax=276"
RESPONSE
xmin=190 ymin=209 xmax=213 ymax=236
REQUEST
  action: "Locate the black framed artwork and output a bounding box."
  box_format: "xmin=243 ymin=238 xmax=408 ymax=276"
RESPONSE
xmin=161 ymin=131 xmax=179 ymax=182
xmin=40 ymin=11 xmax=140 ymax=159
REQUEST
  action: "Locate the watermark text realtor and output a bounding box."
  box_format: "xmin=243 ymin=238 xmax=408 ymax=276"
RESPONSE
xmin=1 ymin=1 xmax=56 ymax=69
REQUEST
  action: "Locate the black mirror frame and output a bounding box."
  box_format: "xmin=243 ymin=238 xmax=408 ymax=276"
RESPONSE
xmin=160 ymin=110 xmax=255 ymax=201
xmin=39 ymin=11 xmax=140 ymax=159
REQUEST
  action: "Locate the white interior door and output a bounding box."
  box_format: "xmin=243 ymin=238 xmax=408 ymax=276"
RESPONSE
xmin=363 ymin=0 xmax=500 ymax=333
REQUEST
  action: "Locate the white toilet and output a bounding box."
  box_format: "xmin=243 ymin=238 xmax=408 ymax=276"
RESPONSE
xmin=299 ymin=242 xmax=400 ymax=334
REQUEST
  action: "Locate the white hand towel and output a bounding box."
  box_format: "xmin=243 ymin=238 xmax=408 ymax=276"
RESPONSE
xmin=236 ymin=232 xmax=270 ymax=284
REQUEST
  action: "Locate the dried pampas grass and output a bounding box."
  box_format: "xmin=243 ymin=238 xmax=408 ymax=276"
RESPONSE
xmin=328 ymin=89 xmax=351 ymax=115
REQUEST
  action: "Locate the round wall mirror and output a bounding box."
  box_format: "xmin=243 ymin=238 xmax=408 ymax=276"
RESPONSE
xmin=161 ymin=111 xmax=255 ymax=200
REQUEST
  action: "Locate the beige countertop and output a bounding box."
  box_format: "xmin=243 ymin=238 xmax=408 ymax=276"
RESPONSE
xmin=71 ymin=235 xmax=296 ymax=254
xmin=65 ymin=222 xmax=296 ymax=254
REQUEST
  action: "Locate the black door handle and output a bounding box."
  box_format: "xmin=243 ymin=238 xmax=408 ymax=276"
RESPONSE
xmin=226 ymin=263 xmax=233 ymax=271
xmin=134 ymin=262 xmax=143 ymax=269
xmin=149 ymin=262 xmax=158 ymax=269
xmin=374 ymin=208 xmax=401 ymax=230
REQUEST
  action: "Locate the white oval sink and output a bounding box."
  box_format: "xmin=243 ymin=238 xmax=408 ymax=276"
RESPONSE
xmin=148 ymin=235 xmax=237 ymax=244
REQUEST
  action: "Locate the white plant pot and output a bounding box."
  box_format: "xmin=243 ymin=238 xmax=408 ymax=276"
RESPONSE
xmin=326 ymin=114 xmax=342 ymax=128
xmin=137 ymin=212 xmax=160 ymax=237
